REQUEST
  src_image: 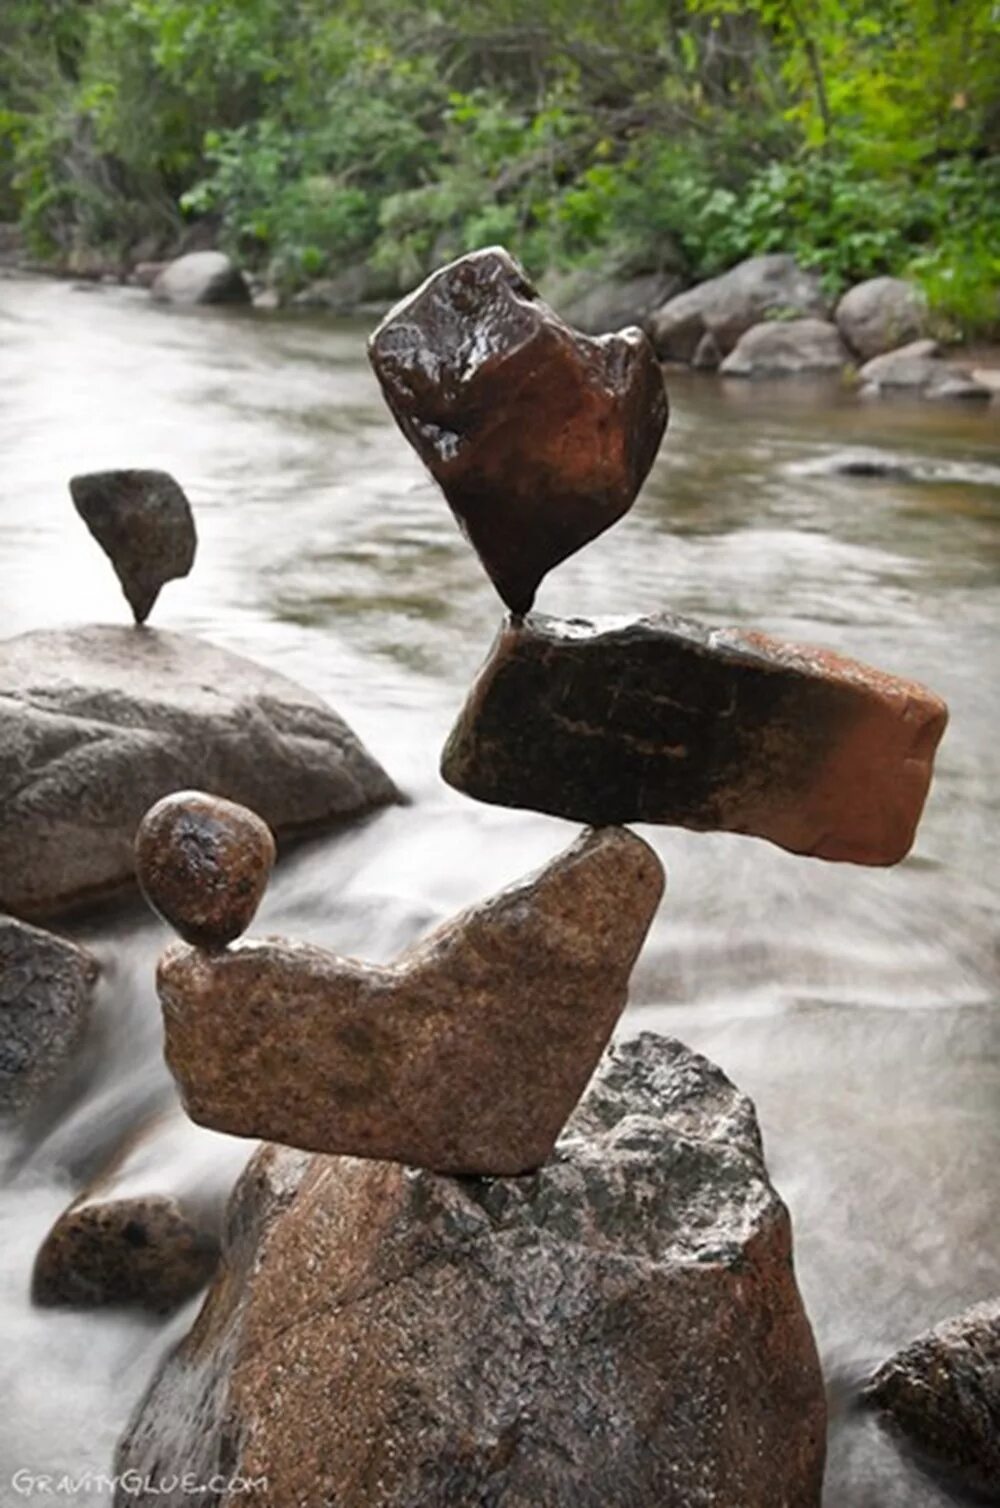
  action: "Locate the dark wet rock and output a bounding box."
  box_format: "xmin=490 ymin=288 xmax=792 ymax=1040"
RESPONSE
xmin=368 ymin=246 xmax=668 ymax=615
xmin=136 ymin=792 xmax=275 ymax=948
xmin=648 ymin=254 xmax=829 ymax=362
xmin=0 ymin=625 xmax=398 ymax=920
xmin=151 ymin=252 xmax=250 ymax=306
xmin=836 ymin=277 xmax=929 ymax=360
xmin=114 ymin=1034 xmax=826 ymax=1508
xmin=441 ymin=612 xmax=948 ymax=866
xmin=541 ymin=264 xmax=684 ymax=335
xmin=0 ymin=917 xmax=98 ymax=1114
xmin=859 ymin=340 xmax=991 ymax=399
xmin=864 ymin=1298 xmax=1000 ymax=1498
xmin=157 ymin=827 xmax=663 ymax=1175
xmin=70 ymin=468 xmax=197 ymax=624
xmin=719 ymin=318 xmax=851 ymax=378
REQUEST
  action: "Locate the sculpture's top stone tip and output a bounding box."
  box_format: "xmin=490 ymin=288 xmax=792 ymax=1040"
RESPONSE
xmin=135 ymin=790 xmax=275 ymax=949
xmin=69 ymin=467 xmax=197 ymax=625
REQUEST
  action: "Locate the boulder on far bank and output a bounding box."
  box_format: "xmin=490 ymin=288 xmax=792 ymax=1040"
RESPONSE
xmin=541 ymin=264 xmax=684 ymax=335
xmin=647 ymin=253 xmax=829 ymax=362
xmin=151 ymin=251 xmax=250 ymax=307
xmin=719 ymin=317 xmax=850 ymax=377
xmin=114 ymin=1034 xmax=827 ymax=1508
xmin=836 ymin=276 xmax=928 ymax=359
xmin=859 ymin=340 xmax=992 ymax=400
xmin=0 ymin=625 xmax=399 ymax=920
xmin=0 ymin=916 xmax=98 ymax=1115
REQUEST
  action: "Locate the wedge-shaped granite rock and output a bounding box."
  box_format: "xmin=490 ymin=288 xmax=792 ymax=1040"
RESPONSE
xmin=114 ymin=1036 xmax=826 ymax=1508
xmin=70 ymin=469 xmax=197 ymax=623
xmin=157 ymin=826 xmax=664 ymax=1175
xmin=0 ymin=626 xmax=398 ymax=919
xmin=0 ymin=916 xmax=98 ymax=1113
xmin=368 ymin=246 xmax=668 ymax=615
xmin=442 ymin=613 xmax=948 ymax=865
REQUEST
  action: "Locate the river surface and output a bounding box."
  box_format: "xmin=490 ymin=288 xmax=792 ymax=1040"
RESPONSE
xmin=0 ymin=273 xmax=998 ymax=1507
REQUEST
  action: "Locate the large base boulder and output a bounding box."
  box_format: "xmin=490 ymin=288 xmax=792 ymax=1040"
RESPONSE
xmin=648 ymin=254 xmax=829 ymax=362
xmin=0 ymin=916 xmax=98 ymax=1113
xmin=114 ymin=1034 xmax=827 ymax=1508
xmin=0 ymin=626 xmax=398 ymax=919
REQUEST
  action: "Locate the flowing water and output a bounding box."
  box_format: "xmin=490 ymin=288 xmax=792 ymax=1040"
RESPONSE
xmin=0 ymin=272 xmax=998 ymax=1507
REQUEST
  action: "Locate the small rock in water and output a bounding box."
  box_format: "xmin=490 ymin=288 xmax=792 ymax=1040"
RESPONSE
xmin=136 ymin=791 xmax=276 ymax=948
xmin=864 ymin=1299 xmax=1000 ymax=1498
xmin=70 ymin=468 xmax=196 ymax=623
xmin=156 ymin=826 xmax=664 ymax=1175
xmin=441 ymin=612 xmax=948 ymax=866
xmin=0 ymin=917 xmax=98 ymax=1113
xmin=368 ymin=246 xmax=668 ymax=615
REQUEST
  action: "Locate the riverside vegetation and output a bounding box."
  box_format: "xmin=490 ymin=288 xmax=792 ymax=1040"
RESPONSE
xmin=0 ymin=0 xmax=998 ymax=338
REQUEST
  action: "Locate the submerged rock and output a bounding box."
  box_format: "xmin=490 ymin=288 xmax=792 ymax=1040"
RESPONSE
xmin=368 ymin=246 xmax=668 ymax=615
xmin=136 ymin=791 xmax=275 ymax=948
xmin=864 ymin=1298 xmax=1000 ymax=1498
xmin=441 ymin=612 xmax=948 ymax=866
xmin=648 ymin=254 xmax=829 ymax=363
xmin=719 ymin=318 xmax=850 ymax=377
xmin=151 ymin=251 xmax=250 ymax=306
xmin=114 ymin=1034 xmax=827 ymax=1508
xmin=157 ymin=827 xmax=663 ymax=1175
xmin=0 ymin=626 xmax=398 ymax=920
xmin=0 ymin=917 xmax=98 ymax=1114
xmin=70 ymin=468 xmax=197 ymax=623
xmin=835 ymin=277 xmax=928 ymax=360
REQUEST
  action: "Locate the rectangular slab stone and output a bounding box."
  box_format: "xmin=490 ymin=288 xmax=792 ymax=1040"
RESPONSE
xmin=441 ymin=613 xmax=948 ymax=865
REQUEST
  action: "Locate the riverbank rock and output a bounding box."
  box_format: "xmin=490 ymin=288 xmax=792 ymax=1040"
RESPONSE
xmin=114 ymin=1034 xmax=826 ymax=1508
xmin=542 ymin=264 xmax=683 ymax=334
xmin=151 ymin=252 xmax=250 ymax=307
xmin=864 ymin=1299 xmax=1000 ymax=1498
xmin=859 ymin=340 xmax=992 ymax=399
xmin=441 ymin=613 xmax=948 ymax=866
xmin=368 ymin=245 xmax=668 ymax=615
xmin=157 ymin=826 xmax=663 ymax=1175
xmin=0 ymin=625 xmax=398 ymax=920
xmin=836 ymin=277 xmax=928 ymax=359
xmin=719 ymin=317 xmax=850 ymax=377
xmin=0 ymin=917 xmax=98 ymax=1114
xmin=648 ymin=254 xmax=829 ymax=363
xmin=70 ymin=468 xmax=197 ymax=623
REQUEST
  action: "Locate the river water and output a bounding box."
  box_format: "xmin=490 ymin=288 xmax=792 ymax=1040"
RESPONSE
xmin=0 ymin=273 xmax=998 ymax=1506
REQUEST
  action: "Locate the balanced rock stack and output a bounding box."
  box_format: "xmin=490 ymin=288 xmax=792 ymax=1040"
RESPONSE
xmin=119 ymin=247 xmax=949 ymax=1507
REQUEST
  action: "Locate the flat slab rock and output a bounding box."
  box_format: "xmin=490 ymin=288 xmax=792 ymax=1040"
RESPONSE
xmin=441 ymin=612 xmax=948 ymax=866
xmin=0 ymin=626 xmax=398 ymax=919
xmin=114 ymin=1033 xmax=826 ymax=1508
xmin=158 ymin=826 xmax=664 ymax=1175
xmin=0 ymin=916 xmax=98 ymax=1113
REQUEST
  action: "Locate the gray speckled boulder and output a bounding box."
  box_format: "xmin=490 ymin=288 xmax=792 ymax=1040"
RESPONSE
xmin=648 ymin=254 xmax=829 ymax=362
xmin=0 ymin=916 xmax=98 ymax=1113
xmin=114 ymin=1033 xmax=826 ymax=1508
xmin=719 ymin=318 xmax=850 ymax=378
xmin=835 ymin=277 xmax=928 ymax=360
xmin=151 ymin=252 xmax=250 ymax=306
xmin=0 ymin=626 xmax=398 ymax=919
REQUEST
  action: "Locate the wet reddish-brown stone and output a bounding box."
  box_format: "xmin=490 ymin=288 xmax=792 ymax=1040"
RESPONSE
xmin=157 ymin=826 xmax=664 ymax=1175
xmin=70 ymin=469 xmax=197 ymax=624
xmin=368 ymin=246 xmax=669 ymax=615
xmin=441 ymin=612 xmax=948 ymax=865
xmin=136 ymin=791 xmax=276 ymax=947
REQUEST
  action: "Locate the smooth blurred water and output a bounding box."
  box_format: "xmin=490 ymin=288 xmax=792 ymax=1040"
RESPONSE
xmin=0 ymin=273 xmax=998 ymax=1506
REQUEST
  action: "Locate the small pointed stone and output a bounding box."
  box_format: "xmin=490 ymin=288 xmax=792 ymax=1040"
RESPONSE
xmin=70 ymin=468 xmax=197 ymax=623
xmin=441 ymin=613 xmax=948 ymax=866
xmin=156 ymin=826 xmax=664 ymax=1175
xmin=368 ymin=246 xmax=668 ymax=615
xmin=136 ymin=791 xmax=276 ymax=948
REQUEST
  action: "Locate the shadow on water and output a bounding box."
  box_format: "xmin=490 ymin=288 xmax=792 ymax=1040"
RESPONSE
xmin=0 ymin=276 xmax=998 ymax=1505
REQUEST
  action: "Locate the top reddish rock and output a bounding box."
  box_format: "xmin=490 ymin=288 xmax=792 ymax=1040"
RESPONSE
xmin=368 ymin=246 xmax=668 ymax=615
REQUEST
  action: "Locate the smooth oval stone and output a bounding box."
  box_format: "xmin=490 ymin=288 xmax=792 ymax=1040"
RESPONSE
xmin=135 ymin=791 xmax=275 ymax=947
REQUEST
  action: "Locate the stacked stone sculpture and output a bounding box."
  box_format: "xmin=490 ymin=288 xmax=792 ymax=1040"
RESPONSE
xmin=70 ymin=468 xmax=197 ymax=623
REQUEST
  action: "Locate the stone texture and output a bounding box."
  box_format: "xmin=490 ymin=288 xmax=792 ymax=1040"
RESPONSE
xmin=864 ymin=1299 xmax=1000 ymax=1498
xmin=0 ymin=625 xmax=398 ymax=920
xmin=441 ymin=612 xmax=948 ymax=866
xmin=114 ymin=1034 xmax=826 ymax=1508
xmin=157 ymin=826 xmax=664 ymax=1175
xmin=719 ymin=318 xmax=851 ymax=377
xmin=151 ymin=251 xmax=250 ymax=306
xmin=136 ymin=792 xmax=275 ymax=948
xmin=859 ymin=340 xmax=991 ymax=399
xmin=648 ymin=254 xmax=829 ymax=362
xmin=0 ymin=916 xmax=98 ymax=1113
xmin=541 ymin=264 xmax=684 ymax=335
xmin=368 ymin=246 xmax=668 ymax=615
xmin=70 ymin=468 xmax=197 ymax=623
xmin=835 ymin=277 xmax=929 ymax=360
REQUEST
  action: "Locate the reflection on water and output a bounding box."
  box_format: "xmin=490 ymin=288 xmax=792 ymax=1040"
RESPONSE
xmin=0 ymin=274 xmax=998 ymax=1506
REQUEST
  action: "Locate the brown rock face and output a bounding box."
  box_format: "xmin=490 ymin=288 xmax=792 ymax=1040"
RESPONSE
xmin=114 ymin=1035 xmax=827 ymax=1508
xmin=442 ymin=612 xmax=948 ymax=865
xmin=0 ymin=917 xmax=98 ymax=1113
xmin=157 ymin=826 xmax=663 ymax=1175
xmin=70 ymin=469 xmax=197 ymax=623
xmin=368 ymin=246 xmax=668 ymax=615
xmin=864 ymin=1299 xmax=1000 ymax=1498
xmin=136 ymin=791 xmax=276 ymax=947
